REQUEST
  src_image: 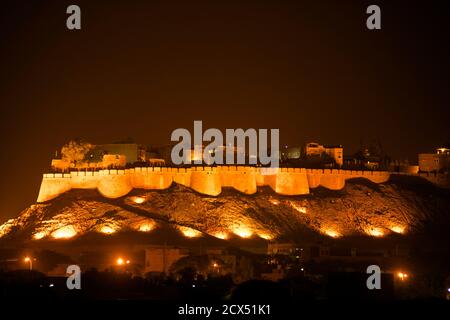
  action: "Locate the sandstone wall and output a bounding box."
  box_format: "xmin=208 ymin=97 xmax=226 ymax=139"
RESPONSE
xmin=36 ymin=167 xmax=393 ymax=202
xmin=190 ymin=167 xmax=222 ymax=196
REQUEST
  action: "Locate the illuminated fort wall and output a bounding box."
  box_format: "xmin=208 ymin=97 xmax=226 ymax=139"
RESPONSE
xmin=36 ymin=167 xmax=392 ymax=202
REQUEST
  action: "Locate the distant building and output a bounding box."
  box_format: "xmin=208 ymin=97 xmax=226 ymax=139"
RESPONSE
xmin=345 ymin=147 xmax=385 ymax=170
xmin=304 ymin=142 xmax=343 ymax=167
xmin=52 ymin=142 xmax=153 ymax=171
xmin=281 ymin=146 xmax=301 ymax=160
xmin=419 ymin=147 xmax=450 ymax=173
xmin=148 ymin=158 xmax=166 ymax=166
xmin=102 ymin=154 xmax=127 ymax=168
xmin=144 ymin=246 xmax=189 ymax=275
xmin=90 ymin=143 xmax=142 ymax=164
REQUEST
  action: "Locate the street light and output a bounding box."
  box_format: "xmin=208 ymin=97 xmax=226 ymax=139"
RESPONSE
xmin=212 ymin=262 xmax=220 ymax=273
xmin=24 ymin=256 xmax=33 ymax=270
xmin=116 ymin=257 xmax=131 ymax=266
xmin=397 ymin=272 xmax=408 ymax=281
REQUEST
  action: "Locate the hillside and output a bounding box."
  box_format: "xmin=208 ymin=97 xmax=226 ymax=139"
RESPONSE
xmin=1 ymin=175 xmax=449 ymax=245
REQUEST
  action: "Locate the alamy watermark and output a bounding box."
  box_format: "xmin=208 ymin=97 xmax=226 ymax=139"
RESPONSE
xmin=366 ymin=264 xmax=381 ymax=290
xmin=66 ymin=264 xmax=81 ymax=289
xmin=171 ymin=121 xmax=279 ymax=169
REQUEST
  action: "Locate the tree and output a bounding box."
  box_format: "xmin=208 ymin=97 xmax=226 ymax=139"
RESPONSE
xmin=61 ymin=140 xmax=93 ymax=166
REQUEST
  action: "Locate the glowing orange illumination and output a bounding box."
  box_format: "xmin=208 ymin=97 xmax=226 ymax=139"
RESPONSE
xmin=366 ymin=228 xmax=384 ymax=237
xmin=232 ymin=226 xmax=253 ymax=238
xmin=100 ymin=226 xmax=116 ymax=234
xmin=33 ymin=231 xmax=47 ymax=240
xmin=397 ymin=272 xmax=408 ymax=280
xmin=213 ymin=232 xmax=228 ymax=240
xmin=51 ymin=225 xmax=77 ymax=239
xmin=0 ymin=219 xmax=14 ymax=238
xmin=179 ymin=226 xmax=202 ymax=238
xmin=132 ymin=196 xmax=146 ymax=204
xmin=391 ymin=226 xmax=405 ymax=234
xmin=24 ymin=256 xmax=31 ymax=262
xmin=137 ymin=223 xmax=154 ymax=232
xmin=269 ymin=199 xmax=280 ymax=205
xmin=290 ymin=202 xmax=307 ymax=214
xmin=258 ymin=232 xmax=274 ymax=240
xmin=212 ymin=262 xmax=218 ymax=268
xmin=116 ymin=258 xmax=124 ymax=266
xmin=324 ymin=229 xmax=341 ymax=238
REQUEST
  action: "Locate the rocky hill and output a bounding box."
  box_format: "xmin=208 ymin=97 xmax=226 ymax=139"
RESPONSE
xmin=1 ymin=175 xmax=449 ymax=245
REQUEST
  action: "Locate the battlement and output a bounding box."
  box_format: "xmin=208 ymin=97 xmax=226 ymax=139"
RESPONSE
xmin=37 ymin=167 xmax=392 ymax=202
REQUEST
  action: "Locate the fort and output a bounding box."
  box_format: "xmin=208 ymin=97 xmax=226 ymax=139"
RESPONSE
xmin=36 ymin=166 xmax=391 ymax=202
xmin=37 ymin=140 xmax=449 ymax=202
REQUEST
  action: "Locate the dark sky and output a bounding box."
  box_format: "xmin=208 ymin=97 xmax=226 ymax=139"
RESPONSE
xmin=0 ymin=0 xmax=449 ymax=222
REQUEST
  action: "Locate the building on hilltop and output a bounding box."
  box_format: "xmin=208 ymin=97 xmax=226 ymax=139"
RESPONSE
xmin=51 ymin=141 xmax=167 ymax=171
xmin=304 ymin=142 xmax=344 ymax=167
xmin=88 ymin=143 xmax=143 ymax=164
xmin=280 ymin=146 xmax=302 ymax=161
xmin=418 ymin=146 xmax=450 ymax=173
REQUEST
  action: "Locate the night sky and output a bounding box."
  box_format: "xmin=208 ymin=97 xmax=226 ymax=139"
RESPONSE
xmin=0 ymin=0 xmax=449 ymax=222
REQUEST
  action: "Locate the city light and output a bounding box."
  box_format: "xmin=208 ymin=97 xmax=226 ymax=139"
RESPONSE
xmin=397 ymin=272 xmax=409 ymax=281
xmin=24 ymin=256 xmax=33 ymax=270
xmin=116 ymin=258 xmax=124 ymax=265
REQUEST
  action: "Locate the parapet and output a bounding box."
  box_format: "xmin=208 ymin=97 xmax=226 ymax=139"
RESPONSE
xmin=36 ymin=167 xmax=392 ymax=202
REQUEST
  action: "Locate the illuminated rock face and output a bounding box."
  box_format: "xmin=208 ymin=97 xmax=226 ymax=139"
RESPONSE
xmin=3 ymin=177 xmax=449 ymax=242
xmin=36 ymin=167 xmax=391 ymax=202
